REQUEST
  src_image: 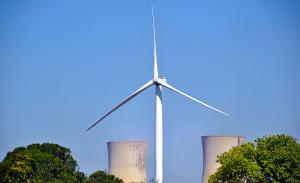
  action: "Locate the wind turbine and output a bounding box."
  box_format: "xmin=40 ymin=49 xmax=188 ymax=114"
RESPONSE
xmin=87 ymin=2 xmax=229 ymax=183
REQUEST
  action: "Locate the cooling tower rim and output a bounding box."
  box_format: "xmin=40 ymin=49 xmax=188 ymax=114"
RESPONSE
xmin=107 ymin=140 xmax=148 ymax=144
xmin=201 ymin=135 xmax=245 ymax=138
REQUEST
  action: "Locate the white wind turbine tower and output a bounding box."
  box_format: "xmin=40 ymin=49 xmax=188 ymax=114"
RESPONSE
xmin=87 ymin=2 xmax=229 ymax=183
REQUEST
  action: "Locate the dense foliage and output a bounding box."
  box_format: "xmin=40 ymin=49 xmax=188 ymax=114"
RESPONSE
xmin=87 ymin=170 xmax=124 ymax=183
xmin=0 ymin=143 xmax=123 ymax=183
xmin=0 ymin=143 xmax=84 ymax=182
xmin=209 ymin=134 xmax=300 ymax=183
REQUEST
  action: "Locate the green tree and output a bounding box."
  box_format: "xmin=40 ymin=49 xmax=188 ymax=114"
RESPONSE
xmin=0 ymin=148 xmax=32 ymax=183
xmin=87 ymin=170 xmax=124 ymax=183
xmin=0 ymin=143 xmax=86 ymax=183
xmin=209 ymin=134 xmax=300 ymax=183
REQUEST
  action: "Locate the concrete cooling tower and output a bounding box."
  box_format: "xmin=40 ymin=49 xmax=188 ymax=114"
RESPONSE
xmin=107 ymin=141 xmax=148 ymax=183
xmin=201 ymin=136 xmax=246 ymax=183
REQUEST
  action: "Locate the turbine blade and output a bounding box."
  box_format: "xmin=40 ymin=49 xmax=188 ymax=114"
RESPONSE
xmin=151 ymin=0 xmax=158 ymax=78
xmin=87 ymin=80 xmax=154 ymax=131
xmin=157 ymin=80 xmax=230 ymax=116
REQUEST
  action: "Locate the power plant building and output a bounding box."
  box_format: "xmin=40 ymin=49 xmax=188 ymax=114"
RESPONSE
xmin=107 ymin=141 xmax=148 ymax=183
xmin=201 ymin=136 xmax=246 ymax=183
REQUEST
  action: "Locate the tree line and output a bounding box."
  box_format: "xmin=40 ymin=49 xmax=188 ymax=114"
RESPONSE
xmin=209 ymin=134 xmax=300 ymax=183
xmin=0 ymin=143 xmax=123 ymax=183
xmin=1 ymin=134 xmax=299 ymax=182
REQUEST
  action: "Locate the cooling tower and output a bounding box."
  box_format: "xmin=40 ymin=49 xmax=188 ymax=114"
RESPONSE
xmin=107 ymin=141 xmax=148 ymax=183
xmin=201 ymin=136 xmax=246 ymax=183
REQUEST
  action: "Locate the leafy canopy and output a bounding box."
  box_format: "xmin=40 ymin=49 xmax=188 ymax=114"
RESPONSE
xmin=0 ymin=143 xmax=126 ymax=183
xmin=87 ymin=170 xmax=124 ymax=183
xmin=209 ymin=134 xmax=300 ymax=183
xmin=0 ymin=143 xmax=85 ymax=183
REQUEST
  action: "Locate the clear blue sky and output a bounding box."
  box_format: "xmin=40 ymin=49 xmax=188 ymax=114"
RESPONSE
xmin=1 ymin=0 xmax=299 ymax=182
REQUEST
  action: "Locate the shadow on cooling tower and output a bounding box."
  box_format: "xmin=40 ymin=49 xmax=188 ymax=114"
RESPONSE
xmin=107 ymin=141 xmax=148 ymax=183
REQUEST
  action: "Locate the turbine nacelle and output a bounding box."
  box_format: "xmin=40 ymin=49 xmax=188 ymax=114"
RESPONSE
xmin=153 ymin=76 xmax=166 ymax=85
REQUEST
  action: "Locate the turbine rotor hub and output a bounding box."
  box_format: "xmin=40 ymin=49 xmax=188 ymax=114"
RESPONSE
xmin=153 ymin=76 xmax=166 ymax=85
